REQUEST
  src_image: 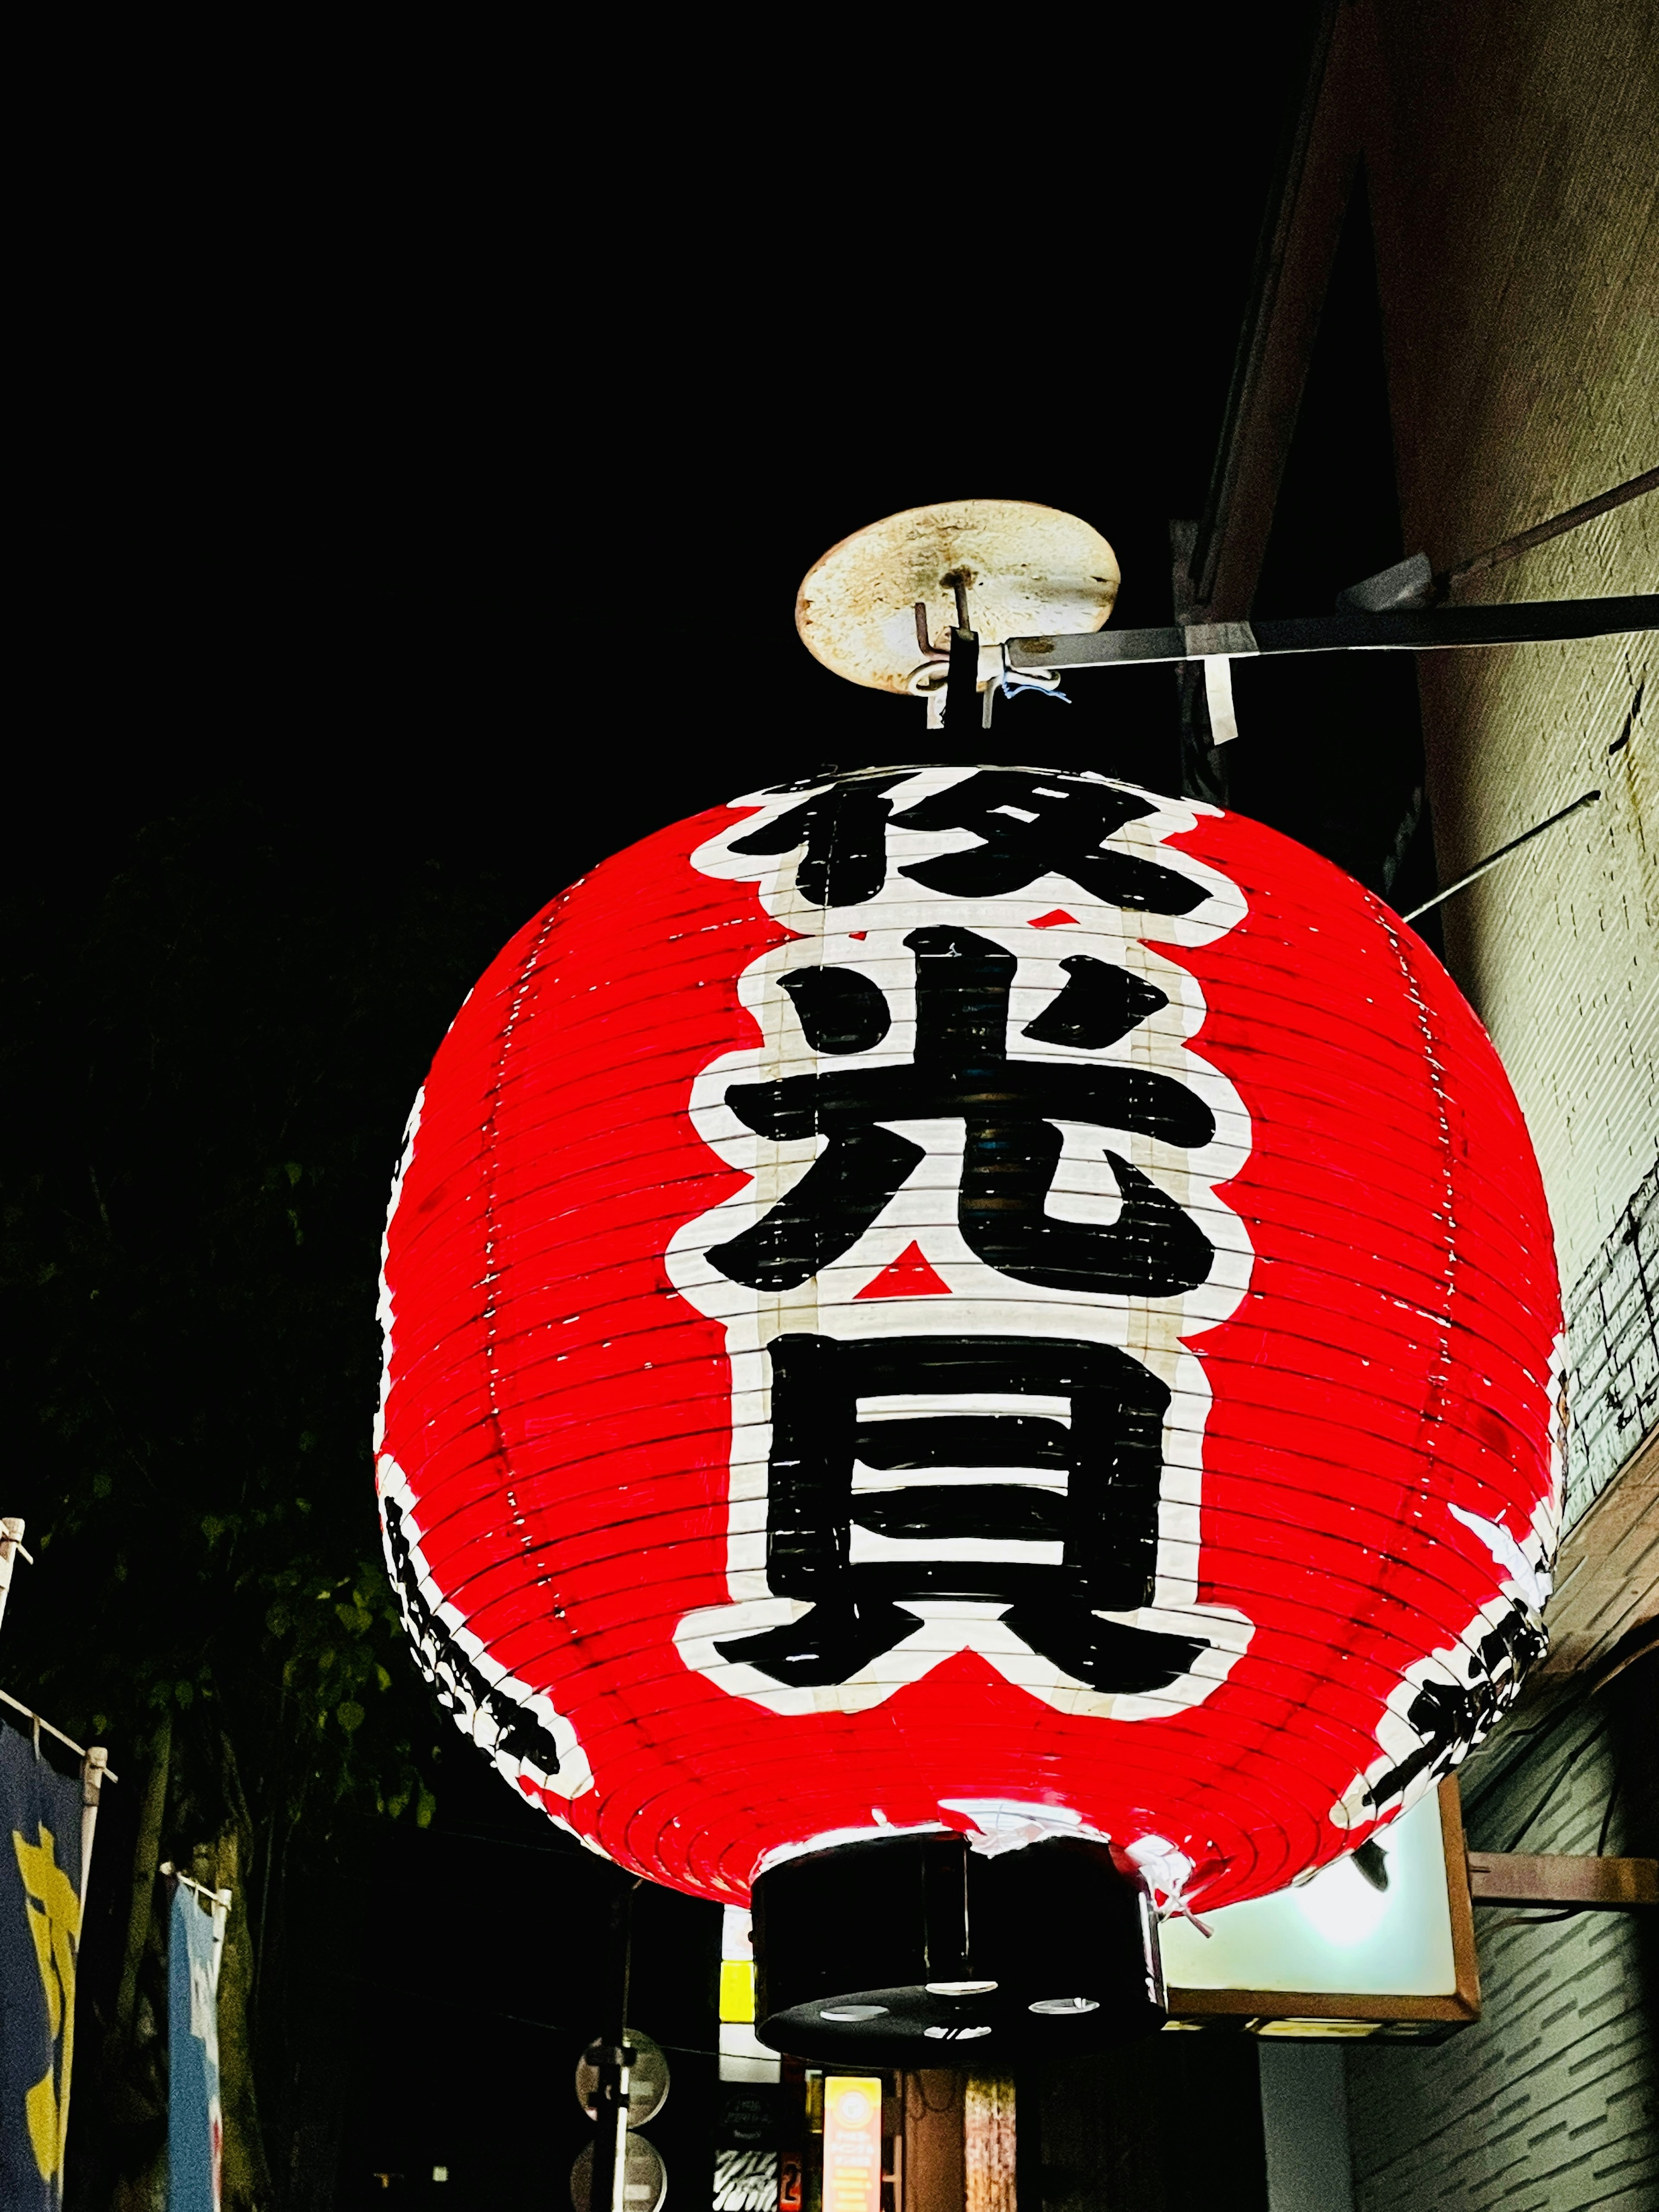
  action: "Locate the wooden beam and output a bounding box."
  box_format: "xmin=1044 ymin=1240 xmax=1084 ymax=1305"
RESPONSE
xmin=1537 ymin=1422 xmax=1659 ymax=1681
xmin=1466 ymin=1853 xmax=1658 ymax=1911
xmin=901 ymin=2072 xmax=965 ymax=2212
xmin=1189 ymin=1 xmax=1361 ymax=618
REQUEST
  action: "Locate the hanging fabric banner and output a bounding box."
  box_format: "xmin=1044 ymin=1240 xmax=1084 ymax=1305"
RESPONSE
xmin=168 ymin=1884 xmax=223 ymax=2212
xmin=0 ymin=1715 xmax=85 ymax=2212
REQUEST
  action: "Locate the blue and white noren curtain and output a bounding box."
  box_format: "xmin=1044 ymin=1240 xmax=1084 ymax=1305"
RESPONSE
xmin=168 ymin=1882 xmax=223 ymax=2212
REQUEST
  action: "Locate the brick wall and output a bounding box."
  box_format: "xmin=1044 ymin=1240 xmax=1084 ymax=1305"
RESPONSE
xmin=1564 ymin=1159 xmax=1659 ymax=1526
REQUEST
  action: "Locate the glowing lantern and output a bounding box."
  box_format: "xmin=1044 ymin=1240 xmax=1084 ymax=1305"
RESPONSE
xmin=376 ymin=763 xmax=1560 ymax=2055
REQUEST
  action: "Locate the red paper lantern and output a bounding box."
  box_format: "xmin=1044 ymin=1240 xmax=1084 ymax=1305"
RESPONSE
xmin=376 ymin=766 xmax=1560 ymax=1937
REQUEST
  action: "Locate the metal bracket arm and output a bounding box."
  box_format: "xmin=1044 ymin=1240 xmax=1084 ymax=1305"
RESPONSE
xmin=1004 ymin=594 xmax=1659 ymax=673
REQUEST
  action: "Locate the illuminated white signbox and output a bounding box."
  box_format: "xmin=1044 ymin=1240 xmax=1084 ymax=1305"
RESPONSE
xmin=1164 ymin=1778 xmax=1478 ymax=2038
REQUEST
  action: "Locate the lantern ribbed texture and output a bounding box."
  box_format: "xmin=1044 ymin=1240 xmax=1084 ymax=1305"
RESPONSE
xmin=376 ymin=769 xmax=1561 ymax=1915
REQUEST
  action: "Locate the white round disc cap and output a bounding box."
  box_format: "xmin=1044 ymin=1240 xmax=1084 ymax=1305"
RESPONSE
xmin=795 ymin=498 xmax=1119 ymax=696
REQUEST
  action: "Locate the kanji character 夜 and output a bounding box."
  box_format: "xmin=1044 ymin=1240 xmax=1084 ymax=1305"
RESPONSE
xmin=890 ymin=771 xmax=1207 ymax=913
xmin=727 ymin=775 xmax=909 ymax=908
xmin=728 ymin=769 xmax=1209 ymax=913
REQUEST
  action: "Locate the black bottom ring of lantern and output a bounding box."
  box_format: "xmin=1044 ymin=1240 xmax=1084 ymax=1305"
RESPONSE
xmin=751 ymin=1832 xmax=1165 ymax=2067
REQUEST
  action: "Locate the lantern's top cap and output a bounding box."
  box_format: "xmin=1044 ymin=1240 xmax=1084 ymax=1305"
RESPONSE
xmin=796 ymin=498 xmax=1120 ymax=696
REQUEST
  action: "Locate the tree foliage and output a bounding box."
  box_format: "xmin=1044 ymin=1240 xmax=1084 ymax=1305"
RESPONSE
xmin=1 ymin=788 xmax=549 ymax=2201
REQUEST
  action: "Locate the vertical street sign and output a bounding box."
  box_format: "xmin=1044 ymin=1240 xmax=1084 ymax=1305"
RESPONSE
xmin=823 ymin=2078 xmax=883 ymax=2212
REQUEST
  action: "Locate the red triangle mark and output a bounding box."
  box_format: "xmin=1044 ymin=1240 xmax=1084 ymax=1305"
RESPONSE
xmin=854 ymin=1240 xmax=953 ymax=1300
xmin=848 ymin=930 xmax=868 ymax=940
xmin=1029 ymin=908 xmax=1079 ymax=929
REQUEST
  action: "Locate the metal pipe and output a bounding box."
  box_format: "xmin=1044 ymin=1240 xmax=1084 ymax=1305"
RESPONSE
xmin=0 ymin=1687 xmax=118 ymax=1777
xmin=80 ymin=1747 xmax=110 ymax=1909
xmin=1441 ymin=467 xmax=1659 ymax=595
xmin=0 ymin=1516 xmax=32 ymax=1636
xmin=1004 ymin=596 xmax=1659 ymax=673
xmin=589 ymin=1883 xmax=638 ymax=2212
xmin=944 ymin=626 xmax=982 ymax=741
xmin=1400 ymin=790 xmax=1601 ymax=922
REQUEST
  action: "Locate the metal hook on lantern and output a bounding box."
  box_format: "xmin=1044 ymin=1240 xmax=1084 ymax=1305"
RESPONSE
xmin=910 ymin=588 xmax=1014 ymax=733
xmin=909 ymin=592 xmax=1067 ymax=728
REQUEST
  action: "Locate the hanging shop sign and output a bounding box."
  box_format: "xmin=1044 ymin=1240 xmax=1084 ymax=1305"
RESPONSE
xmin=1163 ymin=1774 xmax=1481 ymax=2037
xmin=720 ymin=1903 xmax=779 ymax=2082
xmin=0 ymin=1719 xmax=84 ymax=2212
xmin=376 ymin=762 xmax=1561 ymax=2043
xmin=823 ymin=2078 xmax=884 ymax=2212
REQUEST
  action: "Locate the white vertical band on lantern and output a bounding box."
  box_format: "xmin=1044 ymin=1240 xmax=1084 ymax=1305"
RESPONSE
xmin=669 ymin=767 xmax=1256 ymax=1723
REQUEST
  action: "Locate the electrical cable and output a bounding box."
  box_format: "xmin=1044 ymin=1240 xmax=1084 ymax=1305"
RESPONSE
xmin=1464 ymin=1625 xmax=1657 ymax=1829
xmin=1498 ymin=1725 xmax=1610 ymax=1854
xmin=1458 ymin=1694 xmax=1586 ymax=1824
xmin=1481 ymin=1908 xmax=1584 ymax=1933
xmin=1595 ymin=1755 xmax=1626 ymax=1859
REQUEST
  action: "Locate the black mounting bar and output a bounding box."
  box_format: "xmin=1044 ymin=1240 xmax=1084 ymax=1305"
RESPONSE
xmin=1003 ymin=595 xmax=1659 ymax=675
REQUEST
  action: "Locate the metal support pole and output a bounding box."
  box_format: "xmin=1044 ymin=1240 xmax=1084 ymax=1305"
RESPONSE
xmin=589 ymin=1884 xmax=637 ymax=2212
xmin=1401 ymin=790 xmax=1601 ymax=921
xmin=158 ymin=1864 xmax=235 ymax=1983
xmin=1439 ymin=466 xmax=1659 ymax=597
xmin=1004 ymin=593 xmax=1659 ymax=674
xmin=80 ymin=1745 xmax=109 ymax=1909
xmin=0 ymin=1516 xmax=32 ymax=1636
xmin=944 ymin=626 xmax=982 ymax=747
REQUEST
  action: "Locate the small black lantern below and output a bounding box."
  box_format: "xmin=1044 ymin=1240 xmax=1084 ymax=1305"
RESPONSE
xmin=752 ymin=1831 xmax=1164 ymax=2066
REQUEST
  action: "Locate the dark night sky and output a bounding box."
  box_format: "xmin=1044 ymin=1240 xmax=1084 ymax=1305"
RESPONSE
xmin=6 ymin=19 xmax=1467 ymax=2206
xmin=41 ymin=18 xmax=1341 ymax=887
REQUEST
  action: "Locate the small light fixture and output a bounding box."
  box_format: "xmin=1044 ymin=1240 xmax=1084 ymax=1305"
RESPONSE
xmin=432 ymin=2168 xmax=450 ymax=2184
xmin=925 ymin=1979 xmax=998 ymax=1996
xmin=820 ymin=2004 xmax=887 ymax=2021
xmin=1028 ymin=1997 xmax=1100 ymax=2016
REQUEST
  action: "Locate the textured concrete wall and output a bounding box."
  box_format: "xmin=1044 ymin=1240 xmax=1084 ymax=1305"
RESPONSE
xmin=1364 ymin=0 xmax=1657 ymax=1314
xmin=1339 ymin=9 xmax=1658 ymax=2206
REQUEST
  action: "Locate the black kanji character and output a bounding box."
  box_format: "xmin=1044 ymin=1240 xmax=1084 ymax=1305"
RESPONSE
xmin=728 ymin=774 xmax=910 ymax=907
xmin=779 ymin=965 xmax=892 ymax=1054
xmin=384 ymin=1498 xmax=562 ymax=1775
xmin=713 ymin=1332 xmax=1206 ymax=1693
xmin=1021 ymin=957 xmax=1168 ymax=1050
xmin=1355 ymin=1602 xmax=1547 ymax=1818
xmin=890 ymin=770 xmax=1206 ymax=913
xmin=709 ymin=928 xmax=1212 ymax=1297
xmin=728 ymin=769 xmax=1208 ymax=914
